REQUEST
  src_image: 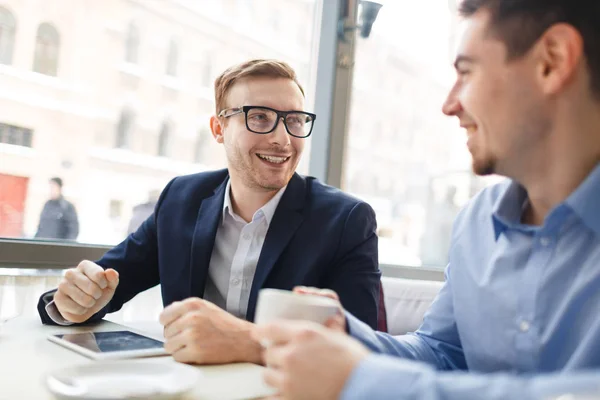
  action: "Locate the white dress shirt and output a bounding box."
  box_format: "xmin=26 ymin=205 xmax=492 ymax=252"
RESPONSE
xmin=46 ymin=179 xmax=286 ymax=324
xmin=203 ymin=180 xmax=286 ymax=318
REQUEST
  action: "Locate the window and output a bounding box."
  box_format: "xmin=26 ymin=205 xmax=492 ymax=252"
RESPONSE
xmin=109 ymin=200 xmax=123 ymax=218
xmin=0 ymin=123 xmax=33 ymax=147
xmin=157 ymin=120 xmax=171 ymax=157
xmin=115 ymin=109 xmax=135 ymax=149
xmin=0 ymin=6 xmax=16 ymax=65
xmin=269 ymin=9 xmax=281 ymax=31
xmin=0 ymin=0 xmax=317 ymax=248
xmin=343 ymin=1 xmax=497 ymax=268
xmin=194 ymin=127 xmax=210 ymax=164
xmin=32 ymin=22 xmax=60 ymax=76
xmin=165 ymin=38 xmax=178 ymax=76
xmin=125 ymin=22 xmax=140 ymax=63
xmin=201 ymin=57 xmax=212 ymax=87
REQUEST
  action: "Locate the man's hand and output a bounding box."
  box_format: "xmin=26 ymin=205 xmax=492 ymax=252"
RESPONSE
xmin=293 ymin=287 xmax=346 ymax=332
xmin=252 ymin=321 xmax=370 ymax=400
xmin=54 ymin=260 xmax=119 ymax=323
xmin=159 ymin=298 xmax=262 ymax=365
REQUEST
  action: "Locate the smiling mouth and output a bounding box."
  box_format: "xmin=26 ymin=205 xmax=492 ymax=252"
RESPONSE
xmin=256 ymin=153 xmax=291 ymax=164
xmin=462 ymin=125 xmax=478 ymax=138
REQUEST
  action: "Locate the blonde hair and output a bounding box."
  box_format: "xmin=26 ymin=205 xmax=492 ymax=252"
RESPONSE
xmin=214 ymin=59 xmax=305 ymax=114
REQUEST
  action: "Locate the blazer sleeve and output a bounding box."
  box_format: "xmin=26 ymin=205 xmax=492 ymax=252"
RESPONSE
xmin=37 ymin=178 xmax=176 ymax=325
xmin=325 ymin=201 xmax=381 ymax=330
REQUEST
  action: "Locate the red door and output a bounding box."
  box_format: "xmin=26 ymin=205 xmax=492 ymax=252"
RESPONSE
xmin=0 ymin=173 xmax=29 ymax=237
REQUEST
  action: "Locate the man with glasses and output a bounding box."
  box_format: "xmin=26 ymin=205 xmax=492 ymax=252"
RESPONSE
xmin=37 ymin=59 xmax=382 ymax=365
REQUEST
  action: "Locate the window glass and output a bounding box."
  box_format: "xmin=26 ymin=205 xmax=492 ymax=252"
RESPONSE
xmin=344 ymin=0 xmax=501 ymax=268
xmin=0 ymin=0 xmax=318 ymax=245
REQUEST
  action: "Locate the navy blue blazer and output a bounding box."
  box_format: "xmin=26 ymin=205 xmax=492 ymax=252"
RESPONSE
xmin=39 ymin=170 xmax=381 ymax=328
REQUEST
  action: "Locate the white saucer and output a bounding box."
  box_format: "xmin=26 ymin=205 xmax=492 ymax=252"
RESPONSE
xmin=45 ymin=360 xmax=201 ymax=399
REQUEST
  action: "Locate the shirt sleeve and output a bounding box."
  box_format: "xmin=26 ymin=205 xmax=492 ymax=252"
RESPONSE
xmin=340 ymin=355 xmax=600 ymax=400
xmin=347 ymin=264 xmax=466 ymax=371
xmin=44 ymin=301 xmax=74 ymax=326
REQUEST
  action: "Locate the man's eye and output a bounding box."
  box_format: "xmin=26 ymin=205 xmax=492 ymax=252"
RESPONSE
xmin=249 ymin=113 xmax=268 ymax=121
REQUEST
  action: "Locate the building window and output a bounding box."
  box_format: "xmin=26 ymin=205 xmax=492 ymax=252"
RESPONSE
xmin=115 ymin=109 xmax=135 ymax=149
xmin=0 ymin=123 xmax=33 ymax=147
xmin=201 ymin=57 xmax=211 ymax=87
xmin=0 ymin=6 xmax=16 ymax=65
xmin=109 ymin=199 xmax=123 ymax=219
xmin=125 ymin=22 xmax=140 ymax=63
xmin=269 ymin=10 xmax=281 ymax=31
xmin=166 ymin=39 xmax=178 ymax=76
xmin=33 ymin=22 xmax=60 ymax=76
xmin=194 ymin=128 xmax=209 ymax=163
xmin=157 ymin=120 xmax=171 ymax=157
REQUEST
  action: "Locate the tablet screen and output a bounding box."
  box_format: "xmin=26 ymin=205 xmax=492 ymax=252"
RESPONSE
xmin=52 ymin=330 xmax=164 ymax=353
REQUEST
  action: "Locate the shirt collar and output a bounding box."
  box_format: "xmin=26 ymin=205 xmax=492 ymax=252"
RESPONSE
xmin=565 ymin=162 xmax=600 ymax=237
xmin=491 ymin=162 xmax=600 ymax=240
xmin=491 ymin=180 xmax=529 ymax=240
xmin=222 ymin=179 xmax=287 ymax=225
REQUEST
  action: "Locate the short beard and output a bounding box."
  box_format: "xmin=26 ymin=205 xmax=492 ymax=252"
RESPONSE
xmin=243 ymin=167 xmax=292 ymax=192
xmin=473 ymin=159 xmax=496 ymax=176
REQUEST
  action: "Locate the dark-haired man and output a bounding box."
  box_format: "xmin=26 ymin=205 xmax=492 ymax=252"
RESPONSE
xmin=255 ymin=1 xmax=600 ymax=398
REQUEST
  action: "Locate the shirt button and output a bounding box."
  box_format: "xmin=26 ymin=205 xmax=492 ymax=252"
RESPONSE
xmin=242 ymin=234 xmax=250 ymax=240
xmin=519 ymin=320 xmax=530 ymax=333
xmin=231 ymin=278 xmax=241 ymax=286
xmin=540 ymin=237 xmax=551 ymax=246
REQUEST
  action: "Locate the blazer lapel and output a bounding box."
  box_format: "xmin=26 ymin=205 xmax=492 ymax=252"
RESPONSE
xmin=246 ymin=174 xmax=306 ymax=321
xmin=188 ymin=178 xmax=228 ymax=298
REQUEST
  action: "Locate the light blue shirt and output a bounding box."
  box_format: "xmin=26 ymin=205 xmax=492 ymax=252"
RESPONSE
xmin=342 ymin=164 xmax=600 ymax=400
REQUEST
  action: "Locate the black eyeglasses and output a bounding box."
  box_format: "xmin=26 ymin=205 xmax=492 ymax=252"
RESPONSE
xmin=218 ymin=105 xmax=316 ymax=138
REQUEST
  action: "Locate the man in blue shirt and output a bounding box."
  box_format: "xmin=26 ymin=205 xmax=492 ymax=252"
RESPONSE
xmin=254 ymin=0 xmax=600 ymax=399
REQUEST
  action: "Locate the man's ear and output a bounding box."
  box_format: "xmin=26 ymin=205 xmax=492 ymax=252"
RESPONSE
xmin=535 ymin=23 xmax=584 ymax=96
xmin=210 ymin=115 xmax=224 ymax=144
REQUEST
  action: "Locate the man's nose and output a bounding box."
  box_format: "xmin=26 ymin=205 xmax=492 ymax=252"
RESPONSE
xmin=269 ymin=117 xmax=291 ymax=146
xmin=442 ymin=85 xmax=462 ymax=117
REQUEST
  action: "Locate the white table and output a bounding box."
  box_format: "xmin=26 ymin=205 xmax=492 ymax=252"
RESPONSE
xmin=0 ymin=316 xmax=275 ymax=400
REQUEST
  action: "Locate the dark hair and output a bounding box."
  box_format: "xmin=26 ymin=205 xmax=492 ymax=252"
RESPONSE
xmin=459 ymin=0 xmax=600 ymax=98
xmin=50 ymin=177 xmax=63 ymax=188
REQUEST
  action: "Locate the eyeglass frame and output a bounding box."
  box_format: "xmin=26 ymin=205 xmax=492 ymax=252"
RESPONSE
xmin=217 ymin=105 xmax=317 ymax=138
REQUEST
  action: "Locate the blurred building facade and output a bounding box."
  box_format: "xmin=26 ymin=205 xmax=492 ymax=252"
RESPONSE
xmin=342 ymin=9 xmax=492 ymax=267
xmin=0 ymin=0 xmax=316 ymax=244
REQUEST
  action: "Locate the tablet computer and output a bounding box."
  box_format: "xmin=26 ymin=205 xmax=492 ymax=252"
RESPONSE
xmin=48 ymin=330 xmax=168 ymax=360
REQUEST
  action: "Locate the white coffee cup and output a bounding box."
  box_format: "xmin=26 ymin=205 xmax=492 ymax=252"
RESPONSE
xmin=254 ymin=288 xmax=340 ymax=325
